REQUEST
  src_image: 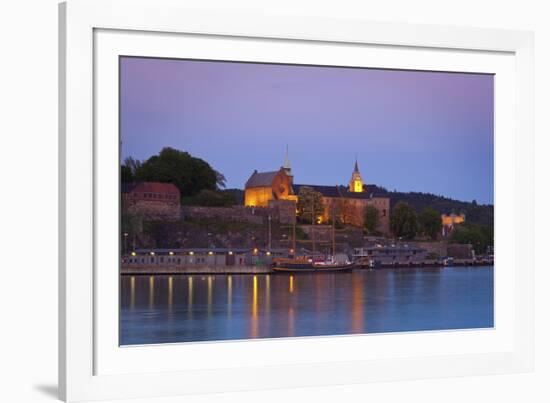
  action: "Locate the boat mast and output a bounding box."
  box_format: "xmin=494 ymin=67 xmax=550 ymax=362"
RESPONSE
xmin=332 ymin=204 xmax=336 ymax=258
xmin=292 ymin=215 xmax=296 ymax=257
xmin=311 ymin=197 xmax=315 ymax=254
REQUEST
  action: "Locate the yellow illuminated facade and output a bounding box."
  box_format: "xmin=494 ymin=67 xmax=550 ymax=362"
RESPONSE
xmin=441 ymin=213 xmax=465 ymax=226
xmin=349 ymin=159 xmax=364 ymax=193
xmin=244 ymin=167 xmax=296 ymax=207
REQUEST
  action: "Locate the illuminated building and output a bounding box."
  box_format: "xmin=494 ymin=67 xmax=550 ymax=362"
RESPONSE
xmin=244 ymin=151 xmax=391 ymax=235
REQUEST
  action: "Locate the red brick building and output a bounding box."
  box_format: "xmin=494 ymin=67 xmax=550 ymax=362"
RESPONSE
xmin=122 ymin=182 xmax=181 ymax=221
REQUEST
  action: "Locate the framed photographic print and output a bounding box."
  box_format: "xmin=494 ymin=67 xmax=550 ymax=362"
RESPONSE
xmin=59 ymin=0 xmax=534 ymax=401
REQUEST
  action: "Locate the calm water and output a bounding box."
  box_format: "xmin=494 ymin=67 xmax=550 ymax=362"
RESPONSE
xmin=120 ymin=266 xmax=494 ymax=345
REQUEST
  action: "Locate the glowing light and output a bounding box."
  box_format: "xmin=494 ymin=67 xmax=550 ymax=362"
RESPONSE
xmin=289 ymin=249 xmax=294 ymax=254
xmin=208 ymin=251 xmax=214 ymax=255
xmin=168 ymin=276 xmax=173 ymax=309
xmin=251 ymin=275 xmax=258 ymax=338
xmin=130 ymin=276 xmax=135 ymax=310
xmin=150 ymin=251 xmax=155 ymax=256
xmin=207 ymin=276 xmax=213 ymax=316
xmin=148 ymin=276 xmax=154 ymax=309
xmin=289 ymin=275 xmax=294 ymax=293
xmin=253 ymin=248 xmax=258 ymax=255
xmin=130 ymin=251 xmax=136 ymax=256
xmin=169 ymin=251 xmax=174 ymax=256
xmin=227 ymin=276 xmax=233 ymax=316
xmin=266 ymin=251 xmax=271 ymax=256
xmin=187 ymin=277 xmax=193 ymax=318
xmin=228 ymin=251 xmax=234 ymax=255
xmin=189 ymin=251 xmax=194 ymax=255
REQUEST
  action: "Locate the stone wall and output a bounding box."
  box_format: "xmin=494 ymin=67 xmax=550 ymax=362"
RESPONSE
xmin=411 ymin=241 xmax=448 ymax=258
xmin=182 ymin=204 xmax=296 ymax=225
xmin=447 ymin=243 xmax=474 ymax=259
xmin=124 ymin=199 xmax=181 ymax=221
xmin=182 ymin=206 xmax=264 ymax=224
xmin=320 ymin=196 xmax=390 ymax=235
xmin=268 ymin=199 xmax=297 ymax=225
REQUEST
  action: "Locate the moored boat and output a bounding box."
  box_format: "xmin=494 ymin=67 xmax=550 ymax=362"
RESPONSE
xmin=272 ymin=256 xmax=354 ymax=272
xmin=313 ymin=256 xmax=354 ymax=271
xmin=272 ymin=256 xmax=315 ymax=272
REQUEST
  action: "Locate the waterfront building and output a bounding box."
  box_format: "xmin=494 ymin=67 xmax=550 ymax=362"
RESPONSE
xmin=122 ymin=181 xmax=181 ymax=221
xmin=353 ymin=244 xmax=428 ymax=265
xmin=123 ymin=248 xmax=286 ymax=267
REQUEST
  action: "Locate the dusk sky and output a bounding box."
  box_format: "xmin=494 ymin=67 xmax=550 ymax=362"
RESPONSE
xmin=120 ymin=57 xmax=494 ymax=204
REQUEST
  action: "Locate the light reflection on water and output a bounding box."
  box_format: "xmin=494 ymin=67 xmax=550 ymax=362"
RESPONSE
xmin=120 ymin=266 xmax=494 ymax=345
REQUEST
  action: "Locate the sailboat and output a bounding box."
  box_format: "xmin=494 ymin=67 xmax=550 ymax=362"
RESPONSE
xmin=272 ymin=203 xmax=353 ymax=272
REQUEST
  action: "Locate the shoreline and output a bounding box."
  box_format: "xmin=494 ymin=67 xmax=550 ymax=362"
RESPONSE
xmin=120 ymin=263 xmax=494 ymax=275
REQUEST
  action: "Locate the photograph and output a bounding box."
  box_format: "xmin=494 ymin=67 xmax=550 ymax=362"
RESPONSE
xmin=119 ymin=56 xmax=495 ymax=345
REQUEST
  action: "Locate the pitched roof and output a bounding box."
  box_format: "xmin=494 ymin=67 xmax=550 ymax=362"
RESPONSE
xmin=122 ymin=181 xmax=180 ymax=195
xmin=245 ymin=170 xmax=279 ymax=188
xmin=292 ymin=184 xmax=387 ymax=199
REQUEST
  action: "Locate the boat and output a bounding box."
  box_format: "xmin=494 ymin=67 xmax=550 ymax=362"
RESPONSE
xmin=313 ymin=259 xmax=354 ymax=272
xmin=272 ymin=205 xmax=353 ymax=273
xmin=272 ymin=256 xmax=315 ymax=272
xmin=272 ymin=256 xmax=354 ymax=272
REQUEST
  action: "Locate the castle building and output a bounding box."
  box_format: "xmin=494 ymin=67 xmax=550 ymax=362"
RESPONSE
xmin=244 ymin=152 xmax=391 ymax=235
xmin=122 ymin=181 xmax=181 ymax=221
xmin=441 ymin=213 xmax=466 ymax=237
xmin=244 ymin=167 xmax=297 ymax=208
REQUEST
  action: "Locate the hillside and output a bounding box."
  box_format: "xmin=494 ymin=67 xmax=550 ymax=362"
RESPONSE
xmin=364 ymin=185 xmax=494 ymax=227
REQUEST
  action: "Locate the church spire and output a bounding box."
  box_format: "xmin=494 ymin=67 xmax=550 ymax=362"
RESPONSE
xmin=283 ymin=145 xmax=292 ymax=179
xmin=284 ymin=144 xmax=290 ymax=170
xmin=349 ymin=155 xmax=363 ymax=193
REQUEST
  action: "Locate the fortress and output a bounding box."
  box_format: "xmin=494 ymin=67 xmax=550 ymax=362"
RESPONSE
xmin=244 ymin=150 xmax=391 ymax=235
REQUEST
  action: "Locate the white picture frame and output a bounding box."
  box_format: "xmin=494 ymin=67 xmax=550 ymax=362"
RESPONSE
xmin=59 ymin=0 xmax=534 ymax=401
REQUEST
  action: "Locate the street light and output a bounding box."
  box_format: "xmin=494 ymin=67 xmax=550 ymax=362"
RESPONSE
xmin=123 ymin=232 xmax=128 ymax=255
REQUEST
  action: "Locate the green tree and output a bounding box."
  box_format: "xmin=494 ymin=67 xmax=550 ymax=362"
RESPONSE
xmin=390 ymin=201 xmax=418 ymax=240
xmin=121 ymin=156 xmax=142 ymax=183
xmin=124 ymin=156 xmax=142 ymax=175
xmin=134 ymin=147 xmax=224 ymax=197
xmin=418 ymin=207 xmax=442 ymax=240
xmin=296 ymin=186 xmax=324 ymax=224
xmin=450 ymin=222 xmax=493 ymax=254
xmin=121 ymin=165 xmax=134 ymax=183
xmin=363 ymin=205 xmax=380 ymax=235
xmin=182 ymin=189 xmax=237 ymax=207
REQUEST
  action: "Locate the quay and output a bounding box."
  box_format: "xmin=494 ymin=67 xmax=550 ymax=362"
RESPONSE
xmin=121 ymin=247 xmax=280 ymax=275
xmin=121 ymin=265 xmax=272 ymax=275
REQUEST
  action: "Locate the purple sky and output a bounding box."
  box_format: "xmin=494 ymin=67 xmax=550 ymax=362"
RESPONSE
xmin=120 ymin=57 xmax=494 ymax=204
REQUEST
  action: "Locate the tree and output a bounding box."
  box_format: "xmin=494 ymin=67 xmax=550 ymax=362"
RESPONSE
xmin=134 ymin=147 xmax=224 ymax=197
xmin=183 ymin=189 xmax=237 ymax=207
xmin=450 ymin=222 xmax=493 ymax=254
xmin=124 ymin=156 xmax=142 ymax=175
xmin=296 ymin=186 xmax=324 ymax=223
xmin=363 ymin=205 xmax=380 ymax=235
xmin=418 ymin=207 xmax=442 ymax=240
xmin=121 ymin=165 xmax=134 ymax=183
xmin=121 ymin=156 xmax=142 ymax=183
xmin=390 ymin=201 xmax=418 ymax=240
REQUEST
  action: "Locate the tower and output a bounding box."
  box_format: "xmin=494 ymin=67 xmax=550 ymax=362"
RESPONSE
xmin=283 ymin=145 xmax=293 ymax=181
xmin=349 ymin=157 xmax=363 ymax=193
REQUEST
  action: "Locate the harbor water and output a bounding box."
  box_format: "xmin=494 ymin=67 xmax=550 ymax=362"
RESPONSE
xmin=120 ymin=266 xmax=494 ymax=345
